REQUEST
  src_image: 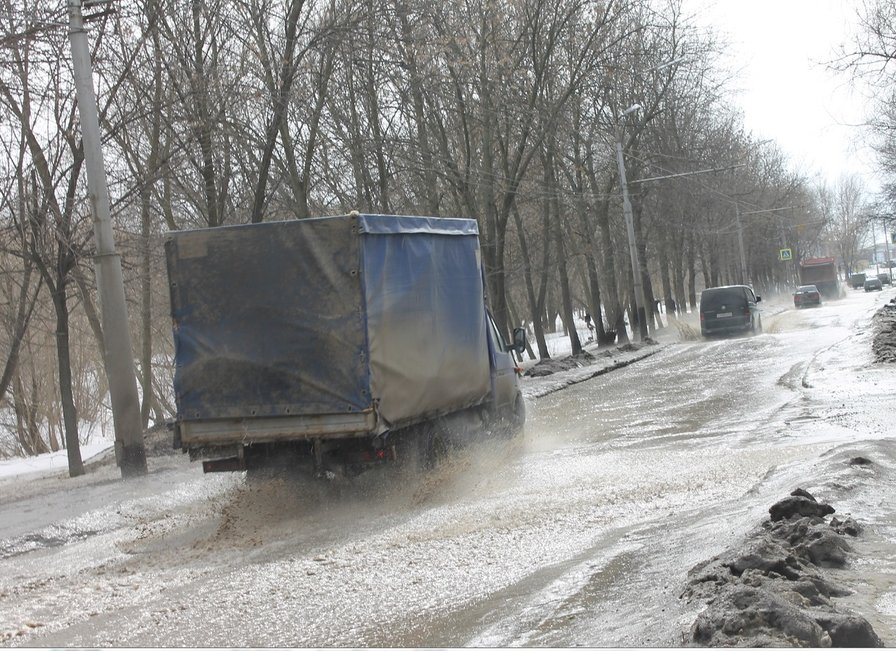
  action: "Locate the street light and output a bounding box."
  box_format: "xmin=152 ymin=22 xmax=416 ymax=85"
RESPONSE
xmin=615 ymin=103 xmax=648 ymax=341
xmin=611 ymin=57 xmax=690 ymax=341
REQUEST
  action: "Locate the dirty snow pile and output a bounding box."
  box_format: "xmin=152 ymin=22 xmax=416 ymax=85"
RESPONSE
xmin=681 ymin=486 xmax=882 ymax=647
xmin=522 ymin=342 xmax=650 ymax=378
xmin=872 ymin=300 xmax=896 ymax=363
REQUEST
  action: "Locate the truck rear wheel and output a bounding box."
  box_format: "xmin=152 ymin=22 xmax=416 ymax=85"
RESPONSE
xmin=424 ymin=429 xmax=449 ymax=469
xmin=394 ymin=420 xmax=450 ymax=473
xmin=494 ymin=392 xmax=526 ymax=438
xmin=509 ymin=393 xmax=526 ymax=436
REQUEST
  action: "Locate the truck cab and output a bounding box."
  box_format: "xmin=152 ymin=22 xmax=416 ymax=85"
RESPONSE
xmin=486 ymin=312 xmax=526 ymax=431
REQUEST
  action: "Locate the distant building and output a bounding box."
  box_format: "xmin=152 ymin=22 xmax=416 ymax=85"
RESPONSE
xmin=861 ymin=242 xmax=894 ymax=266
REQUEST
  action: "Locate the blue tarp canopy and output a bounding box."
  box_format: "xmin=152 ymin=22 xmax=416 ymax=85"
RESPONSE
xmin=166 ymin=214 xmax=491 ymax=429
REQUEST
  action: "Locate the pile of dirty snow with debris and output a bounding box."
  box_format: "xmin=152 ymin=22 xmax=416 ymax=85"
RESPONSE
xmin=872 ymin=300 xmax=896 ymax=362
xmin=681 ymin=486 xmax=883 ymax=647
xmin=519 ymin=340 xmax=663 ymax=400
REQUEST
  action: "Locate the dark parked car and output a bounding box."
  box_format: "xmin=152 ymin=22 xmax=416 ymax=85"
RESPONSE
xmin=793 ymin=284 xmax=821 ymax=308
xmin=877 ymin=273 xmax=892 ymax=285
xmin=700 ymin=285 xmax=762 ymax=337
xmin=865 ymin=277 xmax=883 ymax=292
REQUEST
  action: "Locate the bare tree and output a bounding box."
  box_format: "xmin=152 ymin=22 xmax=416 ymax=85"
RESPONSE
xmin=0 ymin=5 xmax=95 ymax=475
xmin=0 ymin=130 xmax=43 ymax=407
xmin=819 ymin=175 xmax=870 ymax=277
xmin=835 ymin=2 xmax=896 ymax=207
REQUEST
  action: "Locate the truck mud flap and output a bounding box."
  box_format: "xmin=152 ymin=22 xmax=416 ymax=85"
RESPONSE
xmin=193 ymin=443 xmax=245 ymax=473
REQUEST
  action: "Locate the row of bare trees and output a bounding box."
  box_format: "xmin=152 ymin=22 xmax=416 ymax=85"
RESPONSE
xmin=0 ymin=0 xmax=887 ymax=461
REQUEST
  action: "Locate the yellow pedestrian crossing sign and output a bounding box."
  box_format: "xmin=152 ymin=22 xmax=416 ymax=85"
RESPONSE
xmin=779 ymin=248 xmax=792 ymax=261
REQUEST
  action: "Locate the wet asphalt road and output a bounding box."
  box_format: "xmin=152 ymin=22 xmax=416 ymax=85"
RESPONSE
xmin=1 ymin=289 xmax=894 ymax=646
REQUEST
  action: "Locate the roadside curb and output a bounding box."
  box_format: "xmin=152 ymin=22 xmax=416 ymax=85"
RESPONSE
xmin=521 ymin=345 xmax=666 ymax=400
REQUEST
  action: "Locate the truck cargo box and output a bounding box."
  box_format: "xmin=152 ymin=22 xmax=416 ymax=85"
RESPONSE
xmin=165 ymin=214 xmax=492 ymax=445
xmin=799 ymin=257 xmax=841 ymax=299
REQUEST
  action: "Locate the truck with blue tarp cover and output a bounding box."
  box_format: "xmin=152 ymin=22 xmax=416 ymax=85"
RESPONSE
xmin=165 ymin=213 xmax=526 ymax=474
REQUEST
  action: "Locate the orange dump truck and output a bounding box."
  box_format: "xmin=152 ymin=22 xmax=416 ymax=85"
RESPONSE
xmin=798 ymin=257 xmax=842 ymax=299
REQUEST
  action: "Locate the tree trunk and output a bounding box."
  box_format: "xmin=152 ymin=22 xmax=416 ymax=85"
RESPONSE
xmin=548 ymin=154 xmax=582 ymax=356
xmin=569 ymin=166 xmax=605 ymax=342
xmin=13 ymin=372 xmax=32 ymax=456
xmin=632 ymin=198 xmax=655 ymax=335
xmin=191 ymin=0 xmax=221 ymax=226
xmin=72 ymin=267 xmax=104 ymax=348
xmin=592 ymin=176 xmax=624 ymax=344
xmin=492 ymin=225 xmax=510 ymax=335
xmin=584 ymin=255 xmax=605 ymax=342
xmin=13 ymin=371 xmax=48 ymax=456
xmin=52 ymin=282 xmax=84 ymax=477
xmin=0 ymin=258 xmax=39 ymax=405
xmin=699 ymin=243 xmax=710 ymax=288
xmin=139 ymin=192 xmax=154 ymax=428
xmin=138 ymin=44 xmax=165 ymax=428
xmin=671 ymin=226 xmax=686 ymax=315
xmin=250 ymin=0 xmax=305 ymax=223
xmin=687 ymin=232 xmax=698 ymax=310
xmin=506 ymin=292 xmax=535 ymax=361
xmin=396 ymin=0 xmax=438 ymax=214
xmin=658 ymin=235 xmax=675 ymax=321
xmin=512 ymin=205 xmax=550 ymax=359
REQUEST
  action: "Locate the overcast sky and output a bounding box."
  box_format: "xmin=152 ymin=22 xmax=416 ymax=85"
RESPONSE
xmin=684 ymin=0 xmax=880 ymax=193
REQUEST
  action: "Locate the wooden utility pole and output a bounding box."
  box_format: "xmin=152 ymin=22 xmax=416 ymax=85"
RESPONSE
xmin=68 ymin=0 xmax=147 ymax=477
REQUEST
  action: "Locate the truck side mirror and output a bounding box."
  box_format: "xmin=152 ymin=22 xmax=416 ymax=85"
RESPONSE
xmin=756 ymin=296 xmax=762 ymax=302
xmin=512 ymin=327 xmax=527 ymax=355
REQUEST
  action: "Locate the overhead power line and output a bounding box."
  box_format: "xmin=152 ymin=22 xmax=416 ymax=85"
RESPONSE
xmin=629 ymin=163 xmax=747 ymax=185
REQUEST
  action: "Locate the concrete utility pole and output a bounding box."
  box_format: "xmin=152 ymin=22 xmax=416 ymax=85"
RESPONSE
xmin=735 ymin=204 xmax=748 ymax=285
xmin=884 ymin=220 xmax=893 ymax=281
xmin=615 ymin=104 xmax=648 ymax=342
xmin=68 ymin=0 xmax=147 ymax=477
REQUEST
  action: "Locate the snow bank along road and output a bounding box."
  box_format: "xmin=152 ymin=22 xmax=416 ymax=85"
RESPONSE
xmin=1 ymin=288 xmax=895 ymax=646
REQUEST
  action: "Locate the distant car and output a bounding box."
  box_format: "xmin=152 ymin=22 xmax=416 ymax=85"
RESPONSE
xmin=878 ymin=273 xmax=892 ymax=285
xmin=700 ymin=285 xmax=762 ymax=337
xmin=793 ymin=284 xmax=821 ymax=308
xmin=864 ymin=277 xmax=883 ymax=292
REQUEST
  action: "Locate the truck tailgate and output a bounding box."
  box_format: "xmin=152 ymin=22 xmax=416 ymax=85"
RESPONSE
xmin=165 ymin=217 xmax=371 ymax=423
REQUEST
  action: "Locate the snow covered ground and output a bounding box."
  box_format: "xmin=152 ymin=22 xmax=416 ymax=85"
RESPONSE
xmin=0 ymin=441 xmax=114 ymax=482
